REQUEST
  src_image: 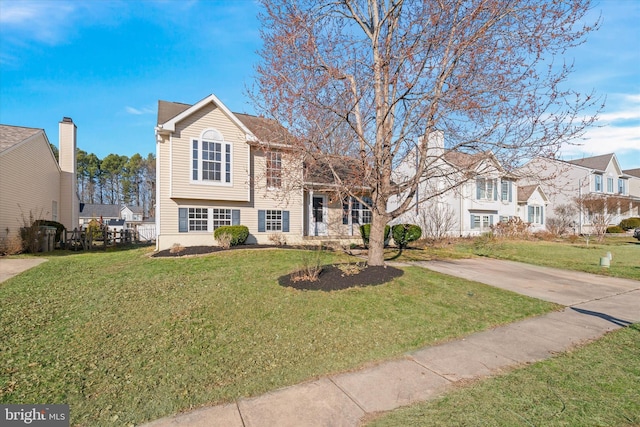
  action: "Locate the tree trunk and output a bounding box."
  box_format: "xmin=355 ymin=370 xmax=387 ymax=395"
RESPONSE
xmin=367 ymin=211 xmax=387 ymax=266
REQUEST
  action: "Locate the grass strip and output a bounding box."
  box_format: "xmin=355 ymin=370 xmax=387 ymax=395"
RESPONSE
xmin=367 ymin=323 xmax=640 ymax=427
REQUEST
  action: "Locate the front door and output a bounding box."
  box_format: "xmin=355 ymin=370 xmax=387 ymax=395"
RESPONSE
xmin=312 ymin=195 xmax=327 ymax=236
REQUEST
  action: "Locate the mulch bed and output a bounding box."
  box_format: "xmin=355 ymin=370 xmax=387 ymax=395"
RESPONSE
xmin=152 ymin=245 xmax=403 ymax=290
xmin=278 ymin=264 xmax=403 ymax=291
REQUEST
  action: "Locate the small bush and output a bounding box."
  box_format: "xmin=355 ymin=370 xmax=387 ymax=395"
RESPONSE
xmin=216 ymin=233 xmax=233 ymax=249
xmin=291 ymin=246 xmax=323 ymax=282
xmin=606 ymin=225 xmax=624 ymax=234
xmin=169 ymin=243 xmax=185 ymax=254
xmin=619 ymin=217 xmax=640 ymax=230
xmin=268 ymin=233 xmax=287 ymax=246
xmin=359 ymin=224 xmax=390 ymax=248
xmin=391 ymin=224 xmax=422 ymax=248
xmin=214 ymin=225 xmax=249 ymax=246
xmin=0 ymin=232 xmax=23 ymax=255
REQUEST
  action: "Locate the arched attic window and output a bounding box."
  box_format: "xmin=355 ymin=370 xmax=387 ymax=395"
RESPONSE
xmin=192 ymin=128 xmax=232 ymax=184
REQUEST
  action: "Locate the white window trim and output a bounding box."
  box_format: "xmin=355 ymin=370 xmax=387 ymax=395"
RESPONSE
xmin=190 ymin=128 xmax=233 ymax=187
xmin=266 ymin=151 xmax=283 ymax=190
xmin=188 ymin=207 xmax=209 ymax=232
xmin=266 ymin=209 xmax=283 ymax=231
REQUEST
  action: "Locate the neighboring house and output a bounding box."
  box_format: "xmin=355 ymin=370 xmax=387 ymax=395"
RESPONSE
xmin=516 ymin=184 xmax=549 ymax=232
xmin=518 ymin=153 xmax=635 ymax=234
xmin=154 ymin=93 xmax=373 ymax=250
xmin=120 ymin=205 xmax=144 ymax=225
xmin=622 ymin=168 xmax=640 ymax=213
xmin=390 ymin=132 xmax=519 ymax=236
xmin=0 ymin=118 xmax=78 ymax=242
xmin=78 ymin=203 xmax=121 ymax=227
xmin=106 ymin=219 xmax=126 ymax=232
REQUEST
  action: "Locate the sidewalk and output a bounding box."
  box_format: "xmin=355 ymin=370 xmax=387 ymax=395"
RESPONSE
xmin=0 ymin=258 xmax=47 ymax=283
xmin=143 ymin=259 xmax=640 ymax=427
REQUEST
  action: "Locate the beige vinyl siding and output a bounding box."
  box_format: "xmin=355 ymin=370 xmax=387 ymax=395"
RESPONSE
xmin=0 ymin=133 xmax=61 ymax=239
xmin=156 ymin=146 xmax=305 ymax=250
xmin=170 ymin=103 xmax=250 ymax=202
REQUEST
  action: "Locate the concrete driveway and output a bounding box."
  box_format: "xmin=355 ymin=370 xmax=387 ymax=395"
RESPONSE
xmin=422 ymin=257 xmax=640 ymax=307
xmin=0 ymin=258 xmax=47 ymax=283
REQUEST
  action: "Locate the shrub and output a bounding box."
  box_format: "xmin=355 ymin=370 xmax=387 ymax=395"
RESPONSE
xmin=268 ymin=233 xmax=287 ymax=246
xmin=216 ymin=233 xmax=233 ymax=249
xmin=0 ymin=231 xmax=23 ymax=255
xmin=391 ymin=224 xmax=422 ymax=248
xmin=606 ymin=225 xmax=624 ymax=234
xmin=214 ymin=225 xmax=249 ymax=246
xmin=291 ymin=246 xmax=323 ymax=282
xmin=87 ymin=219 xmax=105 ymax=240
xmin=169 ymin=243 xmax=185 ymax=254
xmin=619 ymin=217 xmax=640 ymax=231
xmin=359 ymin=224 xmax=390 ymax=248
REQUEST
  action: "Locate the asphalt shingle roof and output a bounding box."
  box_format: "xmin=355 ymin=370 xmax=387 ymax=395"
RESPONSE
xmin=567 ymin=153 xmax=614 ymax=171
xmin=0 ymin=124 xmax=42 ymax=153
xmin=517 ymin=184 xmax=538 ymax=203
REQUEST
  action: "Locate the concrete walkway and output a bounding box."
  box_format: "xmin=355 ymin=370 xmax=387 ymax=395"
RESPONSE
xmin=0 ymin=258 xmax=47 ymax=283
xmin=143 ymin=258 xmax=640 ymax=427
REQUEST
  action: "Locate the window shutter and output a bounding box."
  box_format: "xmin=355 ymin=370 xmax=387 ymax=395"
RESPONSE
xmin=179 ymin=208 xmax=188 ymax=232
xmin=493 ymin=180 xmax=498 ymax=200
xmin=489 ymin=215 xmax=494 ymax=226
xmin=476 ymin=180 xmax=481 ymax=200
xmin=232 ymin=209 xmax=240 ymax=226
xmin=528 ymin=206 xmax=534 ymax=223
xmin=282 ymin=211 xmax=290 ymax=232
xmin=342 ymin=199 xmax=349 ymax=225
xmin=470 ymin=214 xmax=475 ymax=229
xmin=540 ymin=207 xmax=544 ymax=225
xmin=258 ymin=210 xmax=265 ymax=232
xmin=508 ymin=181 xmax=513 ymax=202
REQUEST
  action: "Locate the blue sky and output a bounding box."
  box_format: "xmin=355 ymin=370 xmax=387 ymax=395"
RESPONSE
xmin=1 ymin=0 xmax=638 ymax=169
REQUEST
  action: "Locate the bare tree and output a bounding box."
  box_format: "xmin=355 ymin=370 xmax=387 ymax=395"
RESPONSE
xmin=253 ymin=0 xmax=599 ymax=266
xmin=577 ymin=194 xmax=626 ymax=242
xmin=546 ymin=203 xmax=577 ymax=236
xmin=418 ymin=202 xmax=457 ymax=241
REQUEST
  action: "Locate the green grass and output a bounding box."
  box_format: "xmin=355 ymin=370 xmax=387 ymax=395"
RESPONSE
xmin=391 ymin=236 xmax=640 ymax=280
xmin=0 ymin=247 xmax=556 ymax=426
xmin=366 ymin=323 xmax=640 ymax=427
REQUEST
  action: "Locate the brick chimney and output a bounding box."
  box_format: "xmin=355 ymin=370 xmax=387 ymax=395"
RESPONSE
xmin=59 ymin=117 xmax=78 ymax=230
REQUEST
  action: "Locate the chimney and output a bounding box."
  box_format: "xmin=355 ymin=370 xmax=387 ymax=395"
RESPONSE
xmin=59 ymin=117 xmax=79 ymax=231
xmin=426 ymin=129 xmax=444 ymax=159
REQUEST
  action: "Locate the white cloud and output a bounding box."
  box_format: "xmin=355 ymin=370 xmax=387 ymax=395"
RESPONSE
xmin=0 ymin=1 xmax=77 ymax=44
xmin=125 ymin=106 xmax=154 ymax=115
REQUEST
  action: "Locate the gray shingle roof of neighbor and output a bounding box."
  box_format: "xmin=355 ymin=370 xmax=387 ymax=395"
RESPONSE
xmin=567 ymin=153 xmax=614 ymax=171
xmin=304 ymin=155 xmax=366 ymax=186
xmin=0 ymin=124 xmax=43 ymax=153
xmin=157 ymin=100 xmax=294 ymax=146
xmin=123 ymin=205 xmax=144 ymax=214
xmin=79 ymin=203 xmax=121 ymax=219
xmin=623 ymin=168 xmax=640 ymax=178
xmin=517 ymin=184 xmax=539 ymax=203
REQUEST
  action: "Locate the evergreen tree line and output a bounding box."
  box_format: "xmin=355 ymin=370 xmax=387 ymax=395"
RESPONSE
xmin=50 ymin=145 xmax=156 ymax=217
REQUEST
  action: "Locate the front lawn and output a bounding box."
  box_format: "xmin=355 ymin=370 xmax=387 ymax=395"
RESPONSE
xmin=366 ymin=323 xmax=640 ymax=427
xmin=0 ymin=247 xmax=556 ymax=426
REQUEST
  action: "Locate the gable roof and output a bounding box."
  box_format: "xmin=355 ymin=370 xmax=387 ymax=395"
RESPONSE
xmin=517 ymin=184 xmax=548 ymax=204
xmin=157 ymin=95 xmax=294 ymax=146
xmin=443 ymin=150 xmax=505 ymax=174
xmin=304 ymin=156 xmax=366 ymax=187
xmin=0 ymin=124 xmax=43 ymax=154
xmin=567 ymin=153 xmax=615 ymax=172
xmin=623 ymin=168 xmax=640 ymax=178
xmin=79 ymin=203 xmax=121 ymax=219
xmin=122 ymin=205 xmax=144 ymax=214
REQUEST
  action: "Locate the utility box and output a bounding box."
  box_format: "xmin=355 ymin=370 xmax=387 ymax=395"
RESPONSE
xmin=39 ymin=226 xmax=57 ymax=252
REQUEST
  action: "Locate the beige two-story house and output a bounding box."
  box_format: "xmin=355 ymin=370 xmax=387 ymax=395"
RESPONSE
xmin=154 ymin=94 xmax=302 ymax=250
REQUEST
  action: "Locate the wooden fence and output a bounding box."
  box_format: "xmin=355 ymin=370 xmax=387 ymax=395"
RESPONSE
xmin=63 ymin=228 xmax=139 ymax=251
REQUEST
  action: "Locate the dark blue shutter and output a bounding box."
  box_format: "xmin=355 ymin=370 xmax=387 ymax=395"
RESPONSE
xmin=470 ymin=214 xmax=475 ymax=229
xmin=179 ymin=208 xmax=188 ymax=232
xmin=282 ymin=211 xmax=290 ymax=232
xmin=489 ymin=215 xmax=494 ymax=226
xmin=493 ymin=180 xmax=498 ymax=200
xmin=540 ymin=207 xmax=544 ymax=225
xmin=258 ymin=210 xmax=265 ymax=232
xmin=476 ymin=180 xmax=481 ymax=200
xmin=528 ymin=206 xmax=534 ymax=223
xmin=232 ymin=209 xmax=240 ymax=225
xmin=508 ymin=181 xmax=513 ymax=202
xmin=342 ymin=199 xmax=349 ymax=224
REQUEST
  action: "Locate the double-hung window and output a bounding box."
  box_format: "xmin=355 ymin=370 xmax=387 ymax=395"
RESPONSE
xmin=594 ymin=174 xmax=602 ymax=192
xmin=476 ymin=178 xmax=497 ymax=200
xmin=607 ymin=177 xmax=614 ymax=193
xmin=343 ymin=197 xmax=372 ymax=225
xmin=528 ymin=206 xmax=544 ymax=225
xmin=618 ymin=179 xmax=626 ymax=195
xmin=258 ymin=209 xmax=290 ymax=232
xmin=188 ymin=208 xmax=208 ymax=231
xmin=266 ymin=151 xmax=282 ymax=188
xmin=212 ymin=209 xmax=232 ymax=230
xmin=470 ymin=214 xmax=492 ymax=230
xmin=192 ymin=129 xmax=231 ymax=184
